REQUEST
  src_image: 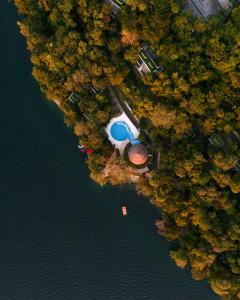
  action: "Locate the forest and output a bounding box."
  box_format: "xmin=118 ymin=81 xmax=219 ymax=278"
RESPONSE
xmin=14 ymin=0 xmax=240 ymax=298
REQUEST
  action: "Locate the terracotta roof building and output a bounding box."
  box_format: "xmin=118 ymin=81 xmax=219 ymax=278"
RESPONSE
xmin=128 ymin=144 xmax=149 ymax=166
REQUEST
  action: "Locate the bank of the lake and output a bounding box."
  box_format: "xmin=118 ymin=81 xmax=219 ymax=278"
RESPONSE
xmin=0 ymin=2 xmax=219 ymax=299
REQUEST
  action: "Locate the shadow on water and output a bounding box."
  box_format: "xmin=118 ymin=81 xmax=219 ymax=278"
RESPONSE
xmin=0 ymin=2 xmax=220 ymax=300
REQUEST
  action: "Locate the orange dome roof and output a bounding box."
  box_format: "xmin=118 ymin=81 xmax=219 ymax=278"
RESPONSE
xmin=128 ymin=144 xmax=148 ymax=165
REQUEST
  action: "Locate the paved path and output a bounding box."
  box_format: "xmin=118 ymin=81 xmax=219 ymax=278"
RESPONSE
xmin=107 ymin=85 xmax=140 ymax=130
xmin=187 ymin=0 xmax=227 ymax=19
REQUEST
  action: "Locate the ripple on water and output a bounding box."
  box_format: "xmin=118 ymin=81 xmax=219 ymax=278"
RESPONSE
xmin=0 ymin=2 xmax=220 ymax=300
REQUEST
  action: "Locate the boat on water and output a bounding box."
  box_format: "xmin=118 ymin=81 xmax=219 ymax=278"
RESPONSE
xmin=78 ymin=145 xmax=93 ymax=155
xmin=122 ymin=206 xmax=127 ymax=216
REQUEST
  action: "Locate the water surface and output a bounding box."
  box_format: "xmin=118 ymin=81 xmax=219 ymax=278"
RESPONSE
xmin=0 ymin=2 xmax=219 ymax=299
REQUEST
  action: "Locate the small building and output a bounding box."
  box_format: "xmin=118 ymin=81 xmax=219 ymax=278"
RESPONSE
xmin=89 ymin=84 xmax=103 ymax=95
xmin=105 ymin=0 xmax=125 ymax=14
xmin=135 ymin=43 xmax=163 ymax=77
xmin=68 ymin=92 xmax=81 ymax=105
xmin=123 ymin=140 xmax=152 ymax=170
xmin=209 ymin=133 xmax=225 ymax=149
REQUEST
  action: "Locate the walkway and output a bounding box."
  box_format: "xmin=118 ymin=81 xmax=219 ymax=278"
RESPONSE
xmin=107 ymin=85 xmax=140 ymax=130
xmin=187 ymin=0 xmax=228 ymax=19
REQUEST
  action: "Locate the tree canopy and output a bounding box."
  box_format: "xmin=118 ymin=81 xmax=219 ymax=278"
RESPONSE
xmin=14 ymin=0 xmax=240 ymax=298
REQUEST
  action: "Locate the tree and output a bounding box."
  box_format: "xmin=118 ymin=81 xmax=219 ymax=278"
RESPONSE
xmin=14 ymin=0 xmax=240 ymax=298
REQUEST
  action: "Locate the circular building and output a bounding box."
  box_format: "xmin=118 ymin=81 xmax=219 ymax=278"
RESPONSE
xmin=128 ymin=144 xmax=149 ymax=166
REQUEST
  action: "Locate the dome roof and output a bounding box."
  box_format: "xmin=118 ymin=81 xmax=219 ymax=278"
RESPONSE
xmin=128 ymin=144 xmax=148 ymax=165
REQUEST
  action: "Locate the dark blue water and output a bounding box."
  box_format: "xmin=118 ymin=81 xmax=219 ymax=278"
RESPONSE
xmin=0 ymin=2 xmax=220 ymax=299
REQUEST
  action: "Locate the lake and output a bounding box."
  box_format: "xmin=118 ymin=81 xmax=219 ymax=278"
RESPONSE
xmin=0 ymin=2 xmax=219 ymax=299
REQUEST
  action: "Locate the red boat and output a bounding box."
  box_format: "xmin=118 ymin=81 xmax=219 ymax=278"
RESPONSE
xmin=86 ymin=148 xmax=93 ymax=155
xmin=122 ymin=206 xmax=127 ymax=216
xmin=78 ymin=146 xmax=93 ymax=155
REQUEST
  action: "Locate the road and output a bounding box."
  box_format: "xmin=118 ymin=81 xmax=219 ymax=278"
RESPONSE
xmin=187 ymin=0 xmax=225 ymax=19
